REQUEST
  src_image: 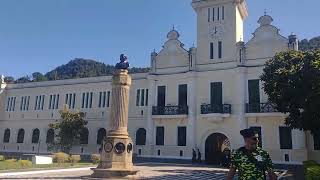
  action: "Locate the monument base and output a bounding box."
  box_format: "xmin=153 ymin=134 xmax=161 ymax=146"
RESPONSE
xmin=91 ymin=136 xmax=138 ymax=178
xmin=91 ymin=168 xmax=138 ymax=178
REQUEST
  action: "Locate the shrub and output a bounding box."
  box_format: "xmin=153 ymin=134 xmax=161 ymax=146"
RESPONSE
xmin=5 ymin=159 xmax=17 ymax=162
xmin=91 ymin=154 xmax=100 ymax=164
xmin=17 ymin=160 xmax=32 ymax=168
xmin=304 ymin=161 xmax=320 ymax=180
xmin=0 ymin=155 xmax=4 ymax=161
xmin=69 ymin=155 xmax=81 ymax=164
xmin=3 ymin=159 xmax=17 ymax=170
xmin=53 ymin=152 xmax=69 ymax=163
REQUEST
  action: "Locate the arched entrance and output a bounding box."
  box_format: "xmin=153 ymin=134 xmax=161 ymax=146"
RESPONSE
xmin=205 ymin=133 xmax=230 ymax=165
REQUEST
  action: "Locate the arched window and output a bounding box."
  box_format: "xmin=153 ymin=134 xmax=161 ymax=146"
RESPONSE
xmin=46 ymin=129 xmax=54 ymax=144
xmin=17 ymin=129 xmax=25 ymax=143
xmin=32 ymin=128 xmax=40 ymax=144
xmin=3 ymin=129 xmax=10 ymax=143
xmin=136 ymin=128 xmax=146 ymax=145
xmin=80 ymin=128 xmax=89 ymax=145
xmin=97 ymin=128 xmax=106 ymax=145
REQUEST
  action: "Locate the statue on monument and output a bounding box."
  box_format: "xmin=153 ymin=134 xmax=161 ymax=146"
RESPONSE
xmin=115 ymin=54 xmax=130 ymax=70
xmin=1 ymin=75 xmax=5 ymax=84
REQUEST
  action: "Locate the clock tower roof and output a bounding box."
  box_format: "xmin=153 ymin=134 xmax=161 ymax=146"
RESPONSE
xmin=258 ymin=14 xmax=273 ymax=26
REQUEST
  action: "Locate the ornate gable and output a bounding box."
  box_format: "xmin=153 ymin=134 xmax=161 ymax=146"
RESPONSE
xmin=153 ymin=29 xmax=190 ymax=74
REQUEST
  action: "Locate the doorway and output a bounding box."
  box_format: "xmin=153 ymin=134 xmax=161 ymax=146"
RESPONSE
xmin=205 ymin=133 xmax=230 ymax=165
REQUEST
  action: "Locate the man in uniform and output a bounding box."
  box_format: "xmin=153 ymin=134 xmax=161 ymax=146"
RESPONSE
xmin=226 ymin=128 xmax=277 ymax=180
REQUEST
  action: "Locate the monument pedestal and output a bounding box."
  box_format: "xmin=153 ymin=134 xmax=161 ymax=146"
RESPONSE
xmin=91 ymin=62 xmax=138 ymax=178
xmin=91 ymin=136 xmax=138 ymax=178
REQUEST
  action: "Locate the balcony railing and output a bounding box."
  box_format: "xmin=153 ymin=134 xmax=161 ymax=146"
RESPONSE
xmin=201 ymin=104 xmax=232 ymax=114
xmin=246 ymin=103 xmax=278 ymax=113
xmin=152 ymin=106 xmax=188 ymax=115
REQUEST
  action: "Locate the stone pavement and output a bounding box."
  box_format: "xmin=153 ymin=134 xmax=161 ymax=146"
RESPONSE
xmin=0 ymin=163 xmax=231 ymax=180
xmin=0 ymin=162 xmax=295 ymax=180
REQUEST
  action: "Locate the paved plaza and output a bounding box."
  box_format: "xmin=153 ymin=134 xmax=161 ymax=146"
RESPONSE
xmin=0 ymin=163 xmax=232 ymax=180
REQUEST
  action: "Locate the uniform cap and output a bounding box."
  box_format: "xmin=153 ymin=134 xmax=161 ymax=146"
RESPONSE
xmin=240 ymin=128 xmax=258 ymax=138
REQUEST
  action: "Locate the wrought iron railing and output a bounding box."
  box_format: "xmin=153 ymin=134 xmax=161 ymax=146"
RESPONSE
xmin=201 ymin=104 xmax=232 ymax=114
xmin=246 ymin=103 xmax=278 ymax=113
xmin=152 ymin=106 xmax=188 ymax=115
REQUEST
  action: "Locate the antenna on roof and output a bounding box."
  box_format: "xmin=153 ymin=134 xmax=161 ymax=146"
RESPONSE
xmin=264 ymin=9 xmax=267 ymax=16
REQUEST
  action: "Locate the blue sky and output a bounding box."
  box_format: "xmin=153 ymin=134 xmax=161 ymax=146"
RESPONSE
xmin=0 ymin=0 xmax=319 ymax=78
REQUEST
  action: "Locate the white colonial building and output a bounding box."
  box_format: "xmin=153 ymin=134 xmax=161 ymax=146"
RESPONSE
xmin=0 ymin=0 xmax=319 ymax=164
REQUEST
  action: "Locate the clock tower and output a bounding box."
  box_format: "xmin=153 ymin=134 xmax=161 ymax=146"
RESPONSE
xmin=192 ymin=0 xmax=248 ymax=68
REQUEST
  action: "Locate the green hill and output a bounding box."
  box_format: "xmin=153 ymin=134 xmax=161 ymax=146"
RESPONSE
xmin=11 ymin=58 xmax=149 ymax=83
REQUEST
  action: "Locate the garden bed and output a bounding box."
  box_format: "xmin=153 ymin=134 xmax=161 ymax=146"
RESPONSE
xmin=0 ymin=161 xmax=94 ymax=172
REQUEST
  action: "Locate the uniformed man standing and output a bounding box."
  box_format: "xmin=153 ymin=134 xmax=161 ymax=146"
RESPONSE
xmin=226 ymin=128 xmax=277 ymax=180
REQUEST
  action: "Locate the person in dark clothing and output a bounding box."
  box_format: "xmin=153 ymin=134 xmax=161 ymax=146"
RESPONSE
xmin=227 ymin=128 xmax=277 ymax=180
xmin=192 ymin=149 xmax=197 ymax=163
xmin=197 ymin=149 xmax=202 ymax=163
xmin=221 ymin=148 xmax=231 ymax=167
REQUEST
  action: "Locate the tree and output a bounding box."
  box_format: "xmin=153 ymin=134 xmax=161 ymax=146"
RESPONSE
xmin=261 ymin=50 xmax=320 ymax=136
xmin=49 ymin=107 xmax=88 ymax=153
xmin=16 ymin=76 xmax=31 ymax=83
xmin=299 ymin=36 xmax=320 ymax=51
xmin=32 ymin=72 xmax=48 ymax=82
xmin=4 ymin=76 xmax=15 ymax=84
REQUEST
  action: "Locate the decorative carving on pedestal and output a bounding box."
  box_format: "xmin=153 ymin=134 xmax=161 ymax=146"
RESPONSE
xmin=91 ymin=55 xmax=138 ymax=178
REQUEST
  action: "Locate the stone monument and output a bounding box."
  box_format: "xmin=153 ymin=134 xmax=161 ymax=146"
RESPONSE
xmin=91 ymin=54 xmax=138 ymax=178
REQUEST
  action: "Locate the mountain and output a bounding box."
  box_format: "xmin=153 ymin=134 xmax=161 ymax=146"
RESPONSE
xmin=11 ymin=58 xmax=149 ymax=83
xmin=45 ymin=58 xmax=150 ymax=81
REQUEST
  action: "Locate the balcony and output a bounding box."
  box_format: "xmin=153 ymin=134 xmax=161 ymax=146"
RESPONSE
xmin=201 ymin=104 xmax=232 ymax=114
xmin=152 ymin=106 xmax=188 ymax=115
xmin=245 ymin=103 xmax=286 ymax=117
xmin=200 ymin=104 xmax=231 ymax=122
xmin=246 ymin=103 xmax=277 ymax=113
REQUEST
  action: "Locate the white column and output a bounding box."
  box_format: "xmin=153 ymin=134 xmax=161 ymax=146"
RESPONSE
xmin=146 ymin=76 xmax=156 ymax=155
xmin=108 ymin=69 xmax=131 ymax=137
xmin=233 ymin=67 xmax=248 ymax=148
xmin=187 ymin=73 xmax=196 ymax=149
xmin=235 ymin=67 xmax=247 ymax=129
xmin=88 ymin=127 xmax=97 ymax=147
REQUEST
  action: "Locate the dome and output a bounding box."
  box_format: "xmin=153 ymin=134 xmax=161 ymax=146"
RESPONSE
xmin=167 ymin=29 xmax=180 ymax=40
xmin=258 ymin=15 xmax=273 ymax=26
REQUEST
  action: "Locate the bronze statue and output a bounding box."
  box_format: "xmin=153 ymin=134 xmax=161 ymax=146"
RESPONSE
xmin=116 ymin=54 xmax=130 ymax=70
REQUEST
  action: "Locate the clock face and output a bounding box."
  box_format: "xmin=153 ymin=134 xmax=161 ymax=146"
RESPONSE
xmin=209 ymin=25 xmax=224 ymax=39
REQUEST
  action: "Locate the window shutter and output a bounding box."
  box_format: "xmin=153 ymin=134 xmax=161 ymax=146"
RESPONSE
xmin=279 ymin=127 xmax=292 ymax=149
xmin=178 ymin=84 xmax=188 ymax=106
xmin=156 ymin=127 xmax=164 ymax=146
xmin=211 ymin=82 xmax=222 ymax=105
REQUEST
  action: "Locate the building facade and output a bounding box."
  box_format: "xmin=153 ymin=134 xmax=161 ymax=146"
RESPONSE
xmin=0 ymin=0 xmax=319 ymax=164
